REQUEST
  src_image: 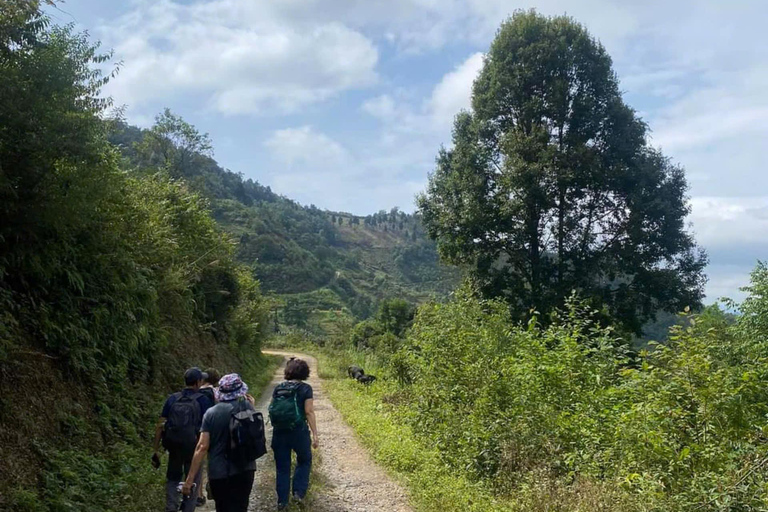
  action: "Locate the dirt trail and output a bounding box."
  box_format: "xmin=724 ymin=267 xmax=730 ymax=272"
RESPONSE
xmin=210 ymin=350 xmax=413 ymax=512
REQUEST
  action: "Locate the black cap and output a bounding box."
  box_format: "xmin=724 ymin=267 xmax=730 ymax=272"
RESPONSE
xmin=184 ymin=367 xmax=204 ymax=385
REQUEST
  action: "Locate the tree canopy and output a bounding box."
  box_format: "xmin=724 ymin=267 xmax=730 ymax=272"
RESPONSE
xmin=418 ymin=11 xmax=707 ymax=334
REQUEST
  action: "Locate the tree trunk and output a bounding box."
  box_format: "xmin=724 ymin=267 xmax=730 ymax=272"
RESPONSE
xmin=558 ymin=187 xmax=565 ymax=290
xmin=527 ymin=203 xmax=541 ymax=305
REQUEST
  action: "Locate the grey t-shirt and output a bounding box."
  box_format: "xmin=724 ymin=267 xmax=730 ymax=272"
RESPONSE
xmin=201 ymin=400 xmax=257 ymax=480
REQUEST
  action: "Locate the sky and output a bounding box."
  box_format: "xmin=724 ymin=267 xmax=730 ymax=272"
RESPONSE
xmin=48 ymin=0 xmax=767 ymax=304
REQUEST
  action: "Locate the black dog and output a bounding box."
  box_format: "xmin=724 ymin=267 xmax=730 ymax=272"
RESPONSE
xmin=347 ymin=365 xmax=365 ymax=380
xmin=357 ymin=374 xmax=377 ymax=385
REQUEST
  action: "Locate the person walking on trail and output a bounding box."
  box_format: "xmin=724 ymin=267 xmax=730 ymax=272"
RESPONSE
xmin=199 ymin=367 xmax=220 ymax=406
xmin=182 ymin=373 xmax=265 ymax=512
xmin=268 ymin=358 xmax=319 ymax=510
xmin=197 ymin=368 xmax=221 ymax=506
xmin=154 ymin=367 xmax=213 ymax=512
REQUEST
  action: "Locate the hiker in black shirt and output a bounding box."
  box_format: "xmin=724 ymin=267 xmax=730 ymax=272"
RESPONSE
xmin=199 ymin=367 xmax=220 ymax=406
xmin=154 ymin=367 xmax=213 ymax=512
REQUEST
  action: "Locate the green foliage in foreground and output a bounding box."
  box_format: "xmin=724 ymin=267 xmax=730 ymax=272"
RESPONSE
xmin=317 ymin=268 xmax=768 ymax=511
xmin=0 ymin=7 xmax=273 ymax=510
xmin=324 ymin=371 xmax=511 ymax=512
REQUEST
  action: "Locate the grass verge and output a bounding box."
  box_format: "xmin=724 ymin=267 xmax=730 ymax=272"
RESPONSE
xmin=276 ymin=345 xmax=518 ymax=512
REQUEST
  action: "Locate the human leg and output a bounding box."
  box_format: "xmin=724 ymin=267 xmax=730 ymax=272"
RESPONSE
xmin=181 ymin=456 xmax=202 ymax=512
xmin=291 ymin=428 xmax=312 ymax=500
xmin=229 ymin=470 xmax=255 ymax=512
xmin=272 ymin=431 xmax=292 ymax=507
xmin=165 ymin=480 xmax=181 ymax=512
xmin=165 ymin=451 xmax=184 ymax=512
xmin=209 ymin=478 xmax=231 ymax=512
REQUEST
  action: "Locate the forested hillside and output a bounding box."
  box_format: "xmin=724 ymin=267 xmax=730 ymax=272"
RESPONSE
xmin=0 ymin=5 xmax=274 ymax=510
xmin=110 ymin=113 xmax=460 ymax=337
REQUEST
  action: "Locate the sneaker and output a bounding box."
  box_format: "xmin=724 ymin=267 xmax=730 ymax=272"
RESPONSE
xmin=196 ymin=496 xmax=206 ymax=507
xmin=277 ymin=503 xmax=288 ymax=511
xmin=293 ymin=495 xmax=306 ymax=508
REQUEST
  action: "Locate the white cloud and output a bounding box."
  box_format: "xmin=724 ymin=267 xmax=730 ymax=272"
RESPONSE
xmin=100 ymin=0 xmax=378 ymax=115
xmin=427 ymin=52 xmax=484 ymax=127
xmin=362 ymin=94 xmax=398 ymax=122
xmin=265 ymin=126 xmax=351 ymax=168
xmin=690 ymin=197 xmax=768 ymax=249
xmin=362 ymin=51 xmax=485 ymax=138
xmin=705 ymin=265 xmax=751 ymax=304
xmin=648 ymin=66 xmax=768 ymax=152
xmin=689 ymin=196 xmax=768 ymax=303
xmin=263 ymin=125 xmax=427 ymax=212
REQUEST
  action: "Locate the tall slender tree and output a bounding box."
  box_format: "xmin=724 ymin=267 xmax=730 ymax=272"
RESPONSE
xmin=418 ymin=11 xmax=707 ymax=334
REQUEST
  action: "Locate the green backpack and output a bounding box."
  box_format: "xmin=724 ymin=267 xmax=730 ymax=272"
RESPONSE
xmin=268 ymin=382 xmax=304 ymax=430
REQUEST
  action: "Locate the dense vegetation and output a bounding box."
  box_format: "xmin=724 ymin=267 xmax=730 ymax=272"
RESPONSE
xmin=319 ymin=272 xmax=767 ymax=511
xmin=418 ymin=11 xmax=707 ymax=336
xmin=0 ymin=4 xmax=274 ymax=510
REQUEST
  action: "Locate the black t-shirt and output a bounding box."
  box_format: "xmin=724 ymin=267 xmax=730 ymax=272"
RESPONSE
xmin=272 ymin=381 xmax=313 ymax=424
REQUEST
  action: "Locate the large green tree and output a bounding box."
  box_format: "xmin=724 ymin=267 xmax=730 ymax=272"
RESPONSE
xmin=418 ymin=11 xmax=707 ymax=334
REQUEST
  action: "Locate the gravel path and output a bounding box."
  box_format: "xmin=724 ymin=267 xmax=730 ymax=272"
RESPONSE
xmin=226 ymin=350 xmax=413 ymax=512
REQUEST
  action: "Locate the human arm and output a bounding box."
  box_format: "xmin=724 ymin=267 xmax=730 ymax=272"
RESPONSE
xmin=182 ymin=432 xmax=209 ymax=496
xmin=304 ymin=398 xmax=319 ymax=449
xmin=155 ymin=395 xmax=174 ymax=455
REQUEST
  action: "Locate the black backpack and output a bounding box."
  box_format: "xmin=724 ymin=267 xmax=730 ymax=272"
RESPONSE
xmin=228 ymin=398 xmax=267 ymax=468
xmin=163 ymin=392 xmax=203 ymax=455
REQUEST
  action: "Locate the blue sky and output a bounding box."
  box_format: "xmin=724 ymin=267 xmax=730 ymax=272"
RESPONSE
xmin=49 ymin=0 xmax=767 ymax=303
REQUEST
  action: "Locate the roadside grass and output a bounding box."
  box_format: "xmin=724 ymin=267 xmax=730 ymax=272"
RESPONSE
xmin=243 ymin=352 xmax=284 ymax=396
xmin=272 ymin=344 xmax=517 ymax=512
xmin=323 ymin=375 xmax=515 ymax=512
xmin=309 ymin=347 xmax=644 ymax=512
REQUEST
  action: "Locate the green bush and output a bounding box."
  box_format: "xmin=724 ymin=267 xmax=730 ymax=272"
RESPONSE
xmin=323 ymin=275 xmax=768 ymax=511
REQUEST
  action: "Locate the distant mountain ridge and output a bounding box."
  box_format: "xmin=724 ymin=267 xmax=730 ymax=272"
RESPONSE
xmin=111 ymin=121 xmax=461 ymax=327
